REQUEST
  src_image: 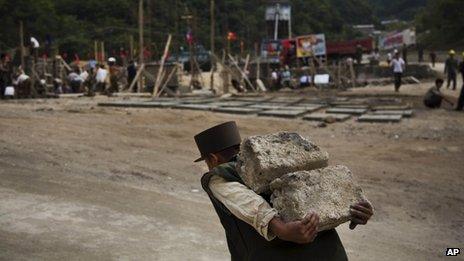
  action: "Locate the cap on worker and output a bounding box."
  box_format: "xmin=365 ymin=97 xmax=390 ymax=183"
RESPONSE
xmin=108 ymin=57 xmax=116 ymax=62
xmin=394 ymin=49 xmax=399 ymax=54
xmin=449 ymin=50 xmax=455 ymax=55
xmin=193 ymin=121 xmax=241 ymax=162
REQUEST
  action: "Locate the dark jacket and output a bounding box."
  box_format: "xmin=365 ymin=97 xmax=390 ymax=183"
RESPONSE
xmin=201 ymin=160 xmax=348 ymax=261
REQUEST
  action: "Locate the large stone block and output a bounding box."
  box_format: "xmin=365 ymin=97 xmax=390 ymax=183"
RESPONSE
xmin=237 ymin=132 xmax=329 ymax=193
xmin=270 ymin=165 xmax=367 ymax=231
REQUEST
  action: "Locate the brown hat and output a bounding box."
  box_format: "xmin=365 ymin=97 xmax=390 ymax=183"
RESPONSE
xmin=194 ymin=121 xmax=241 ymax=162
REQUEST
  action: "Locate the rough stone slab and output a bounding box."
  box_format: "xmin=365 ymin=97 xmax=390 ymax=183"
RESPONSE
xmin=270 ymin=165 xmax=368 ymax=231
xmin=303 ymin=113 xmax=351 ymax=122
xmin=237 ymin=132 xmax=329 ymax=193
xmin=171 ymin=104 xmax=217 ymax=111
xmin=258 ymin=109 xmax=308 ymax=118
xmin=358 ymin=114 xmax=402 ymax=122
xmin=326 ymin=108 xmax=368 ymax=115
xmin=373 ymin=110 xmax=413 ymax=117
xmin=212 ymin=107 xmax=262 ymax=114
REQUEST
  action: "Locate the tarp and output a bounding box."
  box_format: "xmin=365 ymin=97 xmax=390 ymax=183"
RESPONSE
xmin=296 ymin=34 xmax=326 ymax=57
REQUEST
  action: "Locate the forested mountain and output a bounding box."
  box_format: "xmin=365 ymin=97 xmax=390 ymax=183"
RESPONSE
xmin=0 ymin=0 xmax=460 ymax=58
xmin=368 ymin=0 xmax=427 ymax=20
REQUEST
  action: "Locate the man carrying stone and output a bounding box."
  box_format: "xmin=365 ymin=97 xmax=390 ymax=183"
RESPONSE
xmin=390 ymin=50 xmax=405 ymax=92
xmin=194 ymin=121 xmax=373 ymax=260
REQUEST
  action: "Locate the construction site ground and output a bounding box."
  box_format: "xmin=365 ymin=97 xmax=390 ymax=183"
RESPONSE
xmin=0 ymin=78 xmax=463 ymax=260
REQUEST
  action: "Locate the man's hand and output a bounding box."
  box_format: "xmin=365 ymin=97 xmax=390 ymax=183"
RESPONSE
xmin=349 ymin=200 xmax=373 ymax=230
xmin=269 ymin=212 xmax=319 ymax=244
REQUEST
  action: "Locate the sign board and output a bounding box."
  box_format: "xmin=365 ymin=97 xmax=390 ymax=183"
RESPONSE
xmin=265 ymin=4 xmax=291 ymax=21
xmin=379 ymin=28 xmax=416 ymax=50
xmin=261 ymin=39 xmax=282 ymax=62
xmin=296 ymin=34 xmax=326 ymax=57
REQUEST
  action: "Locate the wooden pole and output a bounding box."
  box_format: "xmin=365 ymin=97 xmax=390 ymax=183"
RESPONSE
xmin=228 ymin=54 xmax=256 ymax=92
xmin=129 ymin=35 xmax=134 ymax=61
xmin=210 ymin=0 xmax=215 ymax=91
xmin=19 ymin=21 xmax=25 ymax=70
xmin=153 ymin=34 xmax=172 ymax=96
xmin=138 ymin=0 xmax=144 ymax=92
xmin=94 ymin=41 xmax=98 ymax=61
xmin=101 ymin=41 xmax=105 ymax=63
xmin=156 ymin=66 xmax=178 ymax=97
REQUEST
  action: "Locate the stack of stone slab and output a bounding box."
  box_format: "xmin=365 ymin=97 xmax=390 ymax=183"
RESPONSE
xmin=237 ymin=132 xmax=368 ymax=231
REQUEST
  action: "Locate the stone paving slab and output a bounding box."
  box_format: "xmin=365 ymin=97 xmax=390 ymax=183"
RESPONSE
xmin=247 ymin=104 xmax=287 ymax=110
xmin=358 ymin=114 xmax=402 ymax=123
xmin=212 ymin=107 xmax=262 ymax=114
xmin=283 ymin=105 xmax=325 ymax=112
xmin=326 ymin=108 xmax=368 ymax=115
xmin=208 ymin=101 xmax=254 ymax=107
xmin=171 ymin=104 xmax=218 ymax=111
xmin=373 ymin=110 xmax=413 ymax=117
xmin=269 ymin=97 xmax=304 ymax=104
xmin=372 ymin=105 xmax=412 ymax=111
xmin=258 ymin=109 xmax=308 ymax=118
xmin=303 ymin=113 xmax=352 ymax=122
xmin=98 ymin=101 xmax=179 ymax=108
xmin=334 ymin=105 xmax=370 ymax=110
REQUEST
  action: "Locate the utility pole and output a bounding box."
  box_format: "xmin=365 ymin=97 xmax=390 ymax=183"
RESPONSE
xmin=138 ymin=0 xmax=144 ymax=92
xmin=19 ymin=21 xmax=25 ymax=70
xmin=210 ymin=0 xmax=215 ymax=91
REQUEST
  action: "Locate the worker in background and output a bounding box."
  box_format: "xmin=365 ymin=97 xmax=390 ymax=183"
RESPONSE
xmin=0 ymin=53 xmax=12 ymax=99
xmin=299 ymin=73 xmax=311 ymax=88
xmin=402 ymin=44 xmax=408 ymax=64
xmin=271 ymin=69 xmax=279 ymax=90
xmin=424 ymin=78 xmax=454 ymax=109
xmin=95 ymin=64 xmax=108 ymax=93
xmin=355 ymin=44 xmax=363 ymax=65
xmin=107 ymin=57 xmax=121 ymax=96
xmin=67 ymin=67 xmax=83 ymax=93
xmin=13 ymin=68 xmax=31 ymax=98
xmin=127 ymin=60 xmax=137 ymax=92
xmin=387 ymin=52 xmax=392 ymax=64
xmin=417 ymin=44 xmax=424 ymax=63
xmin=390 ymin=50 xmax=405 ymax=92
xmin=457 ymin=53 xmax=464 ymax=111
xmin=444 ymin=50 xmax=458 ymax=90
xmin=195 ymin=121 xmax=373 ymax=260
xmin=429 ymin=50 xmax=437 ymax=67
xmin=281 ymin=66 xmax=292 ymax=88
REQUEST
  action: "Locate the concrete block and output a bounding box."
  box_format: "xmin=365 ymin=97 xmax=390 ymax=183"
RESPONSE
xmin=209 ymin=101 xmax=254 ymax=107
xmin=237 ymin=132 xmax=329 ymax=193
xmin=358 ymin=114 xmax=402 ymax=123
xmin=373 ymin=110 xmax=413 ymax=117
xmin=270 ymin=165 xmax=367 ymax=231
xmin=247 ymin=103 xmax=286 ymax=110
xmin=303 ymin=113 xmax=351 ymax=122
xmin=258 ymin=109 xmax=308 ymax=118
xmin=326 ymin=108 xmax=368 ymax=115
xmin=212 ymin=107 xmax=262 ymax=114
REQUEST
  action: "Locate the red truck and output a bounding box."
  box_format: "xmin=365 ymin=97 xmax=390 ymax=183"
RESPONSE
xmin=326 ymin=37 xmax=374 ymax=56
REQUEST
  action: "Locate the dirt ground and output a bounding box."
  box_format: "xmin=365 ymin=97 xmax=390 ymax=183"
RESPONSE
xmin=0 ymin=79 xmax=463 ymax=260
